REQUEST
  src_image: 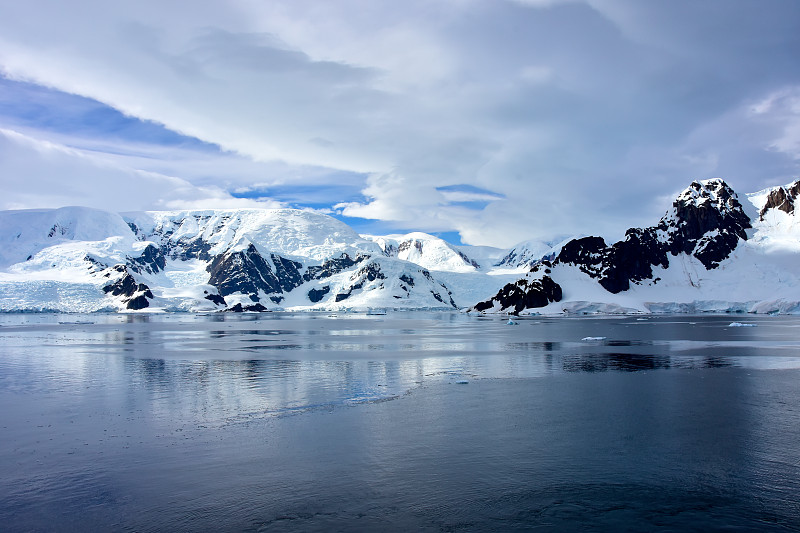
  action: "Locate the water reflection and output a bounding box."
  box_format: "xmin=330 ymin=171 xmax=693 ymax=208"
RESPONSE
xmin=2 ymin=312 xmax=800 ymax=532
xmin=2 ymin=313 xmax=800 ymax=426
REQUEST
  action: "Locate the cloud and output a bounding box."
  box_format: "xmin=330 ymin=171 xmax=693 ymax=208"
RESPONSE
xmin=0 ymin=0 xmax=799 ymax=246
xmin=0 ymin=128 xmax=282 ymax=211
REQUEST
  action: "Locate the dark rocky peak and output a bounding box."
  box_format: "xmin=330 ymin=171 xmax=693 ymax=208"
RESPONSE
xmin=759 ymin=179 xmax=800 ymax=219
xmin=661 ymin=179 xmax=748 ymax=233
xmin=102 ymin=265 xmax=154 ymax=310
xmin=207 ymin=244 xmax=303 ymax=299
xmin=596 ymin=228 xmax=669 ymax=293
xmin=556 ymin=237 xmax=607 ymax=277
xmin=211 ymin=251 xmax=272 ymax=298
xmin=471 ymin=275 xmax=562 ymax=314
xmin=270 ymin=253 xmax=303 ymax=292
xmin=549 ymin=179 xmax=750 ymax=295
xmin=129 ymin=244 xmax=167 ymax=274
xmin=303 ymin=253 xmax=367 ymax=282
xmin=657 ymin=179 xmax=750 ymax=269
xmin=670 ymin=179 xmax=740 ymax=214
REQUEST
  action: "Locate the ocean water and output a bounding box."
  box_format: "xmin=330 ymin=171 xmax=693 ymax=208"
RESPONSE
xmin=1 ymin=312 xmax=799 ymax=531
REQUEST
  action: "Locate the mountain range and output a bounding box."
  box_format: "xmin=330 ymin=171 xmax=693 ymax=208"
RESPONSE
xmin=1 ymin=179 xmax=798 ymax=314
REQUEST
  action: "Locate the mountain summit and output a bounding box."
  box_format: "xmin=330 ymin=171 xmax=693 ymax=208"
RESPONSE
xmin=1 ymin=179 xmax=799 ymax=314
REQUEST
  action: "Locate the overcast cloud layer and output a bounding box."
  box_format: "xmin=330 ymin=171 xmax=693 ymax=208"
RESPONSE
xmin=1 ymin=0 xmax=799 ymax=246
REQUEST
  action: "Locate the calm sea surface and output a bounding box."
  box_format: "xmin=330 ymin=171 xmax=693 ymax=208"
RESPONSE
xmin=1 ymin=312 xmax=799 ymax=531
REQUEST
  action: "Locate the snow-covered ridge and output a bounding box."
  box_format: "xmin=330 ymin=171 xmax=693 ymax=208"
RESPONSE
xmin=362 ymin=232 xmax=480 ymax=272
xmin=494 ymin=236 xmax=574 ymax=269
xmin=0 ymin=207 xmax=506 ymax=312
xmin=746 ymin=180 xmax=800 ymax=253
xmin=472 ymin=179 xmax=800 ymax=315
xmin=126 ymin=208 xmax=381 ymax=261
xmin=0 ymin=206 xmax=135 ymax=268
xmin=2 ymin=178 xmax=800 ymax=314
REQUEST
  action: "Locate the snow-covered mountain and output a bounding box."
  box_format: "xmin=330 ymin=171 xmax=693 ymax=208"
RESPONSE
xmin=2 ymin=178 xmax=800 ymax=314
xmin=472 ymin=179 xmax=800 ymax=314
xmin=0 ymin=208 xmax=509 ymax=312
xmin=363 ymin=232 xmax=480 ymax=272
xmin=493 ymin=236 xmax=575 ymax=269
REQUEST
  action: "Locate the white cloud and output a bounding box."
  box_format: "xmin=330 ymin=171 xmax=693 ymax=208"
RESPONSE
xmin=0 ymin=0 xmax=799 ymax=246
xmin=0 ymin=128 xmax=282 ymax=211
xmin=750 ymin=88 xmax=800 ymax=160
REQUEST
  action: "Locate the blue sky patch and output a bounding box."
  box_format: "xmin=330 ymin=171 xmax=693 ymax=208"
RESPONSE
xmin=435 ymin=184 xmax=505 ymax=198
xmin=0 ymin=75 xmax=216 ymax=150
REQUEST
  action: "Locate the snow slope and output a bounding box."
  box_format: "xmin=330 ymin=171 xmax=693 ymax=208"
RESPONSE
xmin=472 ymin=179 xmax=800 ymax=315
xmin=2 ymin=179 xmax=800 ymax=314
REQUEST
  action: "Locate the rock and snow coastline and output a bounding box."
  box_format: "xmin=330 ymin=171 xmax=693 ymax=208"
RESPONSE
xmin=1 ymin=179 xmax=799 ymax=315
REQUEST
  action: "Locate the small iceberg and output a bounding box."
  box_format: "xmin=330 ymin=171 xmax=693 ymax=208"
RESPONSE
xmin=581 ymin=336 xmax=607 ymax=341
xmin=506 ymin=319 xmax=518 ymax=325
xmin=728 ymin=322 xmax=757 ymax=327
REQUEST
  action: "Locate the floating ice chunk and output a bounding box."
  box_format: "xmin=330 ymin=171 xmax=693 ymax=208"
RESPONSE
xmin=581 ymin=336 xmax=607 ymax=341
xmin=506 ymin=319 xmax=518 ymax=325
xmin=728 ymin=322 xmax=757 ymax=327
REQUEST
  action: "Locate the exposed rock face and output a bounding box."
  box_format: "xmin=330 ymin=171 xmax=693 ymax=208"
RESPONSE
xmin=334 ymin=262 xmax=387 ymax=302
xmin=206 ymin=244 xmax=303 ymax=299
xmin=102 ymin=265 xmax=154 ymax=310
xmin=129 ymin=244 xmax=167 ymax=274
xmin=169 ymin=238 xmax=213 ymax=261
xmin=473 ymin=179 xmax=752 ymax=312
xmin=591 ymin=229 xmax=669 ymax=294
xmin=472 ymin=274 xmax=562 ymax=314
xmin=661 ymin=179 xmax=751 ymax=269
xmin=760 ymin=180 xmax=800 ymax=219
xmin=420 ymin=269 xmax=458 ymax=308
xmin=303 ymin=254 xmax=365 ymax=281
xmin=557 ymin=179 xmax=750 ymax=293
xmin=456 ymin=250 xmax=481 ymax=269
xmin=204 ymin=293 xmax=226 ymax=306
xmin=227 ymin=302 xmax=268 ymax=312
xmin=556 ymin=237 xmax=607 ymax=278
xmin=308 ymin=286 xmax=330 ymax=303
xmin=270 ymin=254 xmax=304 ymax=292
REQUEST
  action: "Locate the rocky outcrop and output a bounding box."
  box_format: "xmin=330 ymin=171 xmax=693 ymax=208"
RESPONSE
xmin=333 ymin=262 xmax=387 ymax=302
xmin=472 ymin=272 xmax=562 ymax=314
xmin=206 ymin=244 xmax=303 ymax=300
xmin=660 ymin=179 xmax=751 ymax=269
xmin=102 ymin=265 xmax=154 ymax=310
xmin=473 ymin=179 xmax=753 ymax=313
xmin=760 ymin=180 xmax=800 ymax=219
xmin=557 ymin=179 xmax=750 ymax=294
xmin=303 ymin=253 xmax=366 ymax=281
xmin=227 ymin=302 xmax=269 ymax=312
xmin=129 ymin=244 xmax=167 ymax=274
xmin=308 ymin=286 xmax=330 ymax=303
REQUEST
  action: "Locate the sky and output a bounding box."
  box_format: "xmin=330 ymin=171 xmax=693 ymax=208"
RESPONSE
xmin=1 ymin=0 xmax=799 ymax=247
